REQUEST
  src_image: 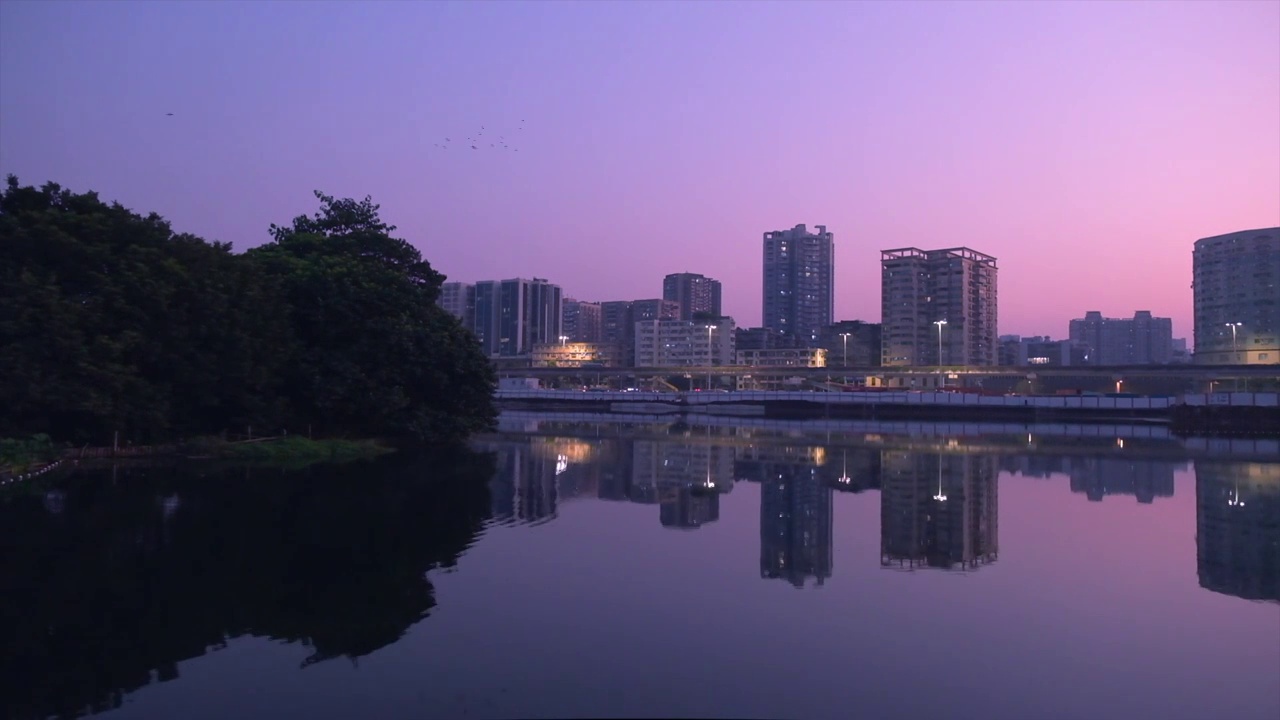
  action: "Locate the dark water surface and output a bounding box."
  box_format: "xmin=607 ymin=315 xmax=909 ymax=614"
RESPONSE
xmin=2 ymin=417 xmax=1278 ymax=720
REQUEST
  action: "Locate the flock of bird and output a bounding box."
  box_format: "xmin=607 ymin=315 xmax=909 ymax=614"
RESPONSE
xmin=162 ymin=113 xmax=524 ymax=154
xmin=433 ymin=119 xmax=524 ymax=152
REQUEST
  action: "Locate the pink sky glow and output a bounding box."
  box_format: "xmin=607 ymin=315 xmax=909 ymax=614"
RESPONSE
xmin=2 ymin=1 xmax=1277 ymax=338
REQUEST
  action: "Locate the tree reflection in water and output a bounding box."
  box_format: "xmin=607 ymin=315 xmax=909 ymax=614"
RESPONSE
xmin=0 ymin=450 xmax=494 ymax=720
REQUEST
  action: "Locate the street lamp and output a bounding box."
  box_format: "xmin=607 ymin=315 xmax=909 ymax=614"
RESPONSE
xmin=840 ymin=332 xmax=851 ymax=368
xmin=1226 ymin=322 xmax=1242 ymax=361
xmin=559 ymin=335 xmax=569 ymax=346
xmin=706 ymin=325 xmax=716 ymax=391
xmin=933 ymin=320 xmax=947 ymax=366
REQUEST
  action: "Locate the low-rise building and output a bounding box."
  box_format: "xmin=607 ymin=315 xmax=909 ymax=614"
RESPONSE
xmin=1069 ymin=310 xmax=1173 ymax=365
xmin=736 ymin=347 xmax=827 ymax=367
xmin=531 ymin=342 xmax=624 ymax=368
xmin=634 ymin=318 xmax=735 ymax=367
xmin=735 ymin=327 xmax=797 ymax=351
xmin=998 ymin=335 xmax=1086 ymax=366
xmin=817 ymin=321 xmax=881 ymax=367
xmin=601 ymin=298 xmax=680 ymax=366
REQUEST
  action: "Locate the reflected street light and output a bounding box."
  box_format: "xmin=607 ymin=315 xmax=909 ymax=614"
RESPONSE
xmin=933 ymin=457 xmax=947 ymax=502
xmin=1228 ymin=481 xmax=1246 ymax=507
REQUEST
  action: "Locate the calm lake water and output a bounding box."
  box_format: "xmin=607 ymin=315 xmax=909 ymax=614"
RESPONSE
xmin=3 ymin=416 xmax=1278 ymax=720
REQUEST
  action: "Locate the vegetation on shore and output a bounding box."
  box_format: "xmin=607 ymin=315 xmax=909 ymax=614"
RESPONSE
xmin=180 ymin=436 xmax=393 ymax=462
xmin=0 ymin=177 xmax=497 ymax=447
xmin=0 ymin=434 xmax=60 ymax=475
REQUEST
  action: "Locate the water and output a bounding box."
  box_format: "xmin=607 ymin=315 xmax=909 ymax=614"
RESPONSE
xmin=2 ymin=417 xmax=1277 ymax=720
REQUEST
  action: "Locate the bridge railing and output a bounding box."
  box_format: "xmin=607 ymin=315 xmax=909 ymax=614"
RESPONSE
xmin=1182 ymin=392 xmax=1279 ymax=407
xmin=491 ymin=388 xmax=1226 ymax=410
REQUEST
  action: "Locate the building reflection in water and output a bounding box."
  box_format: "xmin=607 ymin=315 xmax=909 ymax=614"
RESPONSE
xmin=880 ymin=451 xmax=998 ymax=572
xmin=1196 ymin=461 xmax=1280 ymax=603
xmin=737 ymin=445 xmax=835 ymax=588
xmin=1069 ymin=458 xmax=1178 ymax=503
xmin=632 ymin=438 xmax=734 ymax=530
xmin=483 ymin=439 xmax=562 ymax=526
xmin=1001 ymin=455 xmax=1181 ymax=504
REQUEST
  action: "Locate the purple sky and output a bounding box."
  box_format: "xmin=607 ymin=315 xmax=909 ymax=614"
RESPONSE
xmin=2 ymin=1 xmax=1277 ymax=338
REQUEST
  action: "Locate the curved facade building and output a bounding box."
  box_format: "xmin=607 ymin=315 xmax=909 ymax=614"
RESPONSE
xmin=1192 ymin=228 xmax=1280 ymax=364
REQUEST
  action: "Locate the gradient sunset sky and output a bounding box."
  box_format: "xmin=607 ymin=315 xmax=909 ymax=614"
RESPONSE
xmin=2 ymin=0 xmax=1277 ymax=338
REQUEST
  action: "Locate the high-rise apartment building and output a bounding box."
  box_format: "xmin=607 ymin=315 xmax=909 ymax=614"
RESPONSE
xmin=1193 ymin=228 xmax=1280 ymax=364
xmin=438 ymin=281 xmax=475 ymax=328
xmin=881 ymin=247 xmax=998 ymax=366
xmin=561 ymin=298 xmax=602 ymax=343
xmin=472 ymin=278 xmax=562 ymax=356
xmin=1068 ymin=311 xmax=1173 ymax=365
xmin=762 ymin=224 xmax=834 ymax=345
xmin=662 ymin=272 xmax=723 ymax=321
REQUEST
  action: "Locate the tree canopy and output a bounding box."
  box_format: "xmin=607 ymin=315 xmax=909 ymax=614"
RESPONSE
xmin=0 ymin=177 xmax=496 ymax=444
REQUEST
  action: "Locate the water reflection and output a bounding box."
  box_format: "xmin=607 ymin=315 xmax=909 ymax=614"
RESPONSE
xmin=1001 ymin=455 xmax=1180 ymax=503
xmin=476 ymin=418 xmax=1280 ymax=600
xmin=0 ymin=451 xmax=494 ymax=720
xmin=1197 ymin=462 xmax=1280 ymax=602
xmin=2 ymin=420 xmax=1278 ymax=720
xmin=881 ymin=452 xmax=999 ymax=571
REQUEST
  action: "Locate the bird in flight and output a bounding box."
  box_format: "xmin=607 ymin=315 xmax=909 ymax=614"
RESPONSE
xmin=166 ymin=113 xmax=174 ymax=116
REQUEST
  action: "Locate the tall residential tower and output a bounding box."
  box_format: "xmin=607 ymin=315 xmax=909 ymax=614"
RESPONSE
xmin=881 ymin=247 xmax=998 ymax=366
xmin=1193 ymin=228 xmax=1280 ymax=364
xmin=662 ymin=272 xmax=723 ymax=321
xmin=762 ymin=224 xmax=834 ymax=345
xmin=472 ymin=278 xmax=563 ymax=356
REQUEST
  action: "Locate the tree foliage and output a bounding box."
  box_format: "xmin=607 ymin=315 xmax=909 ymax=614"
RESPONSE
xmin=0 ymin=177 xmax=495 ymax=444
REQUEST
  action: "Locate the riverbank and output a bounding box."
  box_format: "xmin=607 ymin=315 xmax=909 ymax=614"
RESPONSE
xmin=179 ymin=436 xmax=393 ymax=462
xmin=0 ymin=435 xmax=60 ymax=476
xmin=1 ymin=435 xmax=393 ymax=483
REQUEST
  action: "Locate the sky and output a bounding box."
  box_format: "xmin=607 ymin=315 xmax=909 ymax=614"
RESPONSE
xmin=2 ymin=0 xmax=1278 ymax=338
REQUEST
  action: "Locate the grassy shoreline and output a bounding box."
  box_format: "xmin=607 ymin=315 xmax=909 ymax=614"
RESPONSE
xmin=180 ymin=436 xmax=394 ymax=462
xmin=2 ymin=435 xmax=393 ymax=477
xmin=0 ymin=435 xmax=60 ymax=475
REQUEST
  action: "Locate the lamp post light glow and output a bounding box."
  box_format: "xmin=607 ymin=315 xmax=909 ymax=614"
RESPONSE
xmin=559 ymin=335 xmax=569 ymax=346
xmin=706 ymin=325 xmax=716 ymax=391
xmin=1226 ymin=322 xmax=1242 ymax=361
xmin=840 ymin=332 xmax=851 ymax=368
xmin=933 ymin=320 xmax=947 ymax=366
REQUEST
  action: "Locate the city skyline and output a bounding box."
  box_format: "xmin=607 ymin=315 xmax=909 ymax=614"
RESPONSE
xmin=1 ymin=2 xmax=1277 ymax=337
